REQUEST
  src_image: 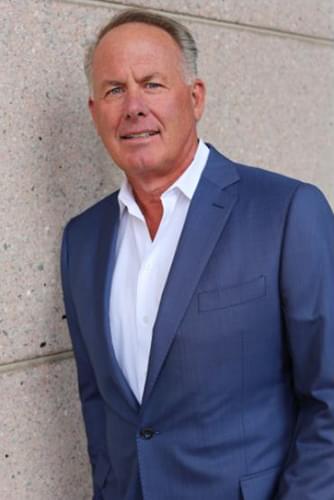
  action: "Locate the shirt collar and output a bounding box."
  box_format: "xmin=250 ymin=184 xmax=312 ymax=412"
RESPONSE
xmin=118 ymin=139 xmax=210 ymax=217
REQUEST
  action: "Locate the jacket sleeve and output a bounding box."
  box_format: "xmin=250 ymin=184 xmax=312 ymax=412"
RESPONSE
xmin=276 ymin=183 xmax=334 ymax=499
xmin=61 ymin=222 xmax=111 ymax=500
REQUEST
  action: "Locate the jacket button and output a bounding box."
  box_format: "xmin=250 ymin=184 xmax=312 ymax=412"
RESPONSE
xmin=139 ymin=428 xmax=155 ymax=440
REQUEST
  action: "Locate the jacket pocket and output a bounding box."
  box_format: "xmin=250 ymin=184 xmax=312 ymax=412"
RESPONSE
xmin=240 ymin=465 xmax=281 ymax=500
xmin=198 ymin=275 xmax=266 ymax=312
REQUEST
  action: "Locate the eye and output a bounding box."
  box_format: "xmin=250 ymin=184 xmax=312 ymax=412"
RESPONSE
xmin=145 ymin=82 xmax=162 ymax=89
xmin=105 ymin=86 xmax=123 ymax=97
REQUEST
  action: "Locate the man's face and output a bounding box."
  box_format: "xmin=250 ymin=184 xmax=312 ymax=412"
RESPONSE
xmin=89 ymin=22 xmax=205 ymax=184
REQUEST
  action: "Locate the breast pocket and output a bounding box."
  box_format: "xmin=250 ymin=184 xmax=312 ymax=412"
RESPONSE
xmin=198 ymin=275 xmax=266 ymax=312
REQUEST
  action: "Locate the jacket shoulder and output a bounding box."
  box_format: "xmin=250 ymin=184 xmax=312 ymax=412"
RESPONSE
xmin=208 ymin=146 xmax=331 ymax=215
xmin=234 ymin=160 xmax=332 ymax=212
xmin=235 ymin=160 xmax=302 ymax=195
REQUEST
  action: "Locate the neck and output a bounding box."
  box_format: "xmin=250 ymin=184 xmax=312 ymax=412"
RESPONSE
xmin=133 ymin=191 xmax=163 ymax=241
xmin=130 ymin=179 xmax=176 ymax=241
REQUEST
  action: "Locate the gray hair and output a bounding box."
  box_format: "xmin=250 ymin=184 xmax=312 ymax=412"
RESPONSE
xmin=84 ymin=8 xmax=198 ymax=93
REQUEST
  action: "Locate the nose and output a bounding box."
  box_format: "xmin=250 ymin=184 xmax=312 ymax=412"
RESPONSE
xmin=123 ymin=88 xmax=148 ymax=120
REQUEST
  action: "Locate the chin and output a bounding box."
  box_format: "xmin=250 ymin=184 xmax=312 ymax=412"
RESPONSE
xmin=124 ymin=155 xmax=161 ymax=174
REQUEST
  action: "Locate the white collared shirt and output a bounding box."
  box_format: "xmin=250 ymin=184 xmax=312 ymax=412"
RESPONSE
xmin=109 ymin=140 xmax=210 ymax=403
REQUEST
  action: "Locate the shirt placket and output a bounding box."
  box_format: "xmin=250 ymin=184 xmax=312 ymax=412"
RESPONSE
xmin=133 ymin=217 xmax=155 ymax=398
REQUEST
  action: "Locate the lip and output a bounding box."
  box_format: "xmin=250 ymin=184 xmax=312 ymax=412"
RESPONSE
xmin=120 ymin=130 xmax=160 ymax=140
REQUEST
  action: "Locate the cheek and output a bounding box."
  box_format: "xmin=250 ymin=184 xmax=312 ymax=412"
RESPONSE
xmin=174 ymin=94 xmax=197 ymax=123
xmin=168 ymin=106 xmax=196 ymax=139
xmin=160 ymin=101 xmax=192 ymax=131
xmin=95 ymin=105 xmax=119 ymax=134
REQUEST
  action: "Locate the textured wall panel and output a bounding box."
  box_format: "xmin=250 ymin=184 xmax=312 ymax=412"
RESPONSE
xmin=0 ymin=358 xmax=91 ymax=499
xmin=104 ymin=0 xmax=334 ymax=39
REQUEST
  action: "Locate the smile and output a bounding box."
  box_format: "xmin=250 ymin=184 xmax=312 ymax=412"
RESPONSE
xmin=121 ymin=131 xmax=160 ymax=140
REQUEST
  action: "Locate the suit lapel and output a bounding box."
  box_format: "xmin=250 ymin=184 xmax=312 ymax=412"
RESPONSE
xmin=95 ymin=194 xmax=139 ymax=412
xmin=141 ymin=147 xmax=240 ymax=405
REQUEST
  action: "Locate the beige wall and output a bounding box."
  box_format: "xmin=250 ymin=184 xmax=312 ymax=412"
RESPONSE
xmin=1 ymin=1 xmax=333 ymax=498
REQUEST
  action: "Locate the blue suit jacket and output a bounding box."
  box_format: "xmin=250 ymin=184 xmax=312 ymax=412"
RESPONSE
xmin=61 ymin=146 xmax=334 ymax=500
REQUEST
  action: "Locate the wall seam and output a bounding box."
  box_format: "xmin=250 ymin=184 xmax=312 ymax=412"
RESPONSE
xmin=57 ymin=0 xmax=334 ymax=46
xmin=0 ymin=350 xmax=74 ymax=375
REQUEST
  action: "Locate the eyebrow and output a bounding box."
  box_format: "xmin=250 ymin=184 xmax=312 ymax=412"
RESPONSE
xmin=141 ymin=73 xmax=165 ymax=82
xmin=101 ymin=80 xmax=123 ymax=88
xmin=101 ymin=73 xmax=166 ymax=88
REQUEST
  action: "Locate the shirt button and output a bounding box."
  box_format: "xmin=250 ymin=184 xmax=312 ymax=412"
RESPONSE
xmin=139 ymin=428 xmax=155 ymax=440
xmin=143 ymin=315 xmax=149 ymax=325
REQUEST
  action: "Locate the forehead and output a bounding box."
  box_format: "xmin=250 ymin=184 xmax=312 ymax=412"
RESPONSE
xmin=92 ymin=22 xmax=183 ymax=76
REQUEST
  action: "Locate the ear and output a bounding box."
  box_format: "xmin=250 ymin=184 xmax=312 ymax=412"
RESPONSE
xmin=191 ymin=79 xmax=206 ymax=121
xmin=88 ymin=96 xmax=97 ymax=126
xmin=88 ymin=96 xmax=102 ymax=136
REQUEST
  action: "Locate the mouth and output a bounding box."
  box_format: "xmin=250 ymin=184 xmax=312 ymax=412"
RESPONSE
xmin=120 ymin=130 xmax=160 ymax=140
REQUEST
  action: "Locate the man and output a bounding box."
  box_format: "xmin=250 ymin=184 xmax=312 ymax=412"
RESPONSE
xmin=61 ymin=8 xmax=334 ymax=500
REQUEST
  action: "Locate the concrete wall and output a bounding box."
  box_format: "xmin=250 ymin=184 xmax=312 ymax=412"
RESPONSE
xmin=1 ymin=0 xmax=333 ymax=498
